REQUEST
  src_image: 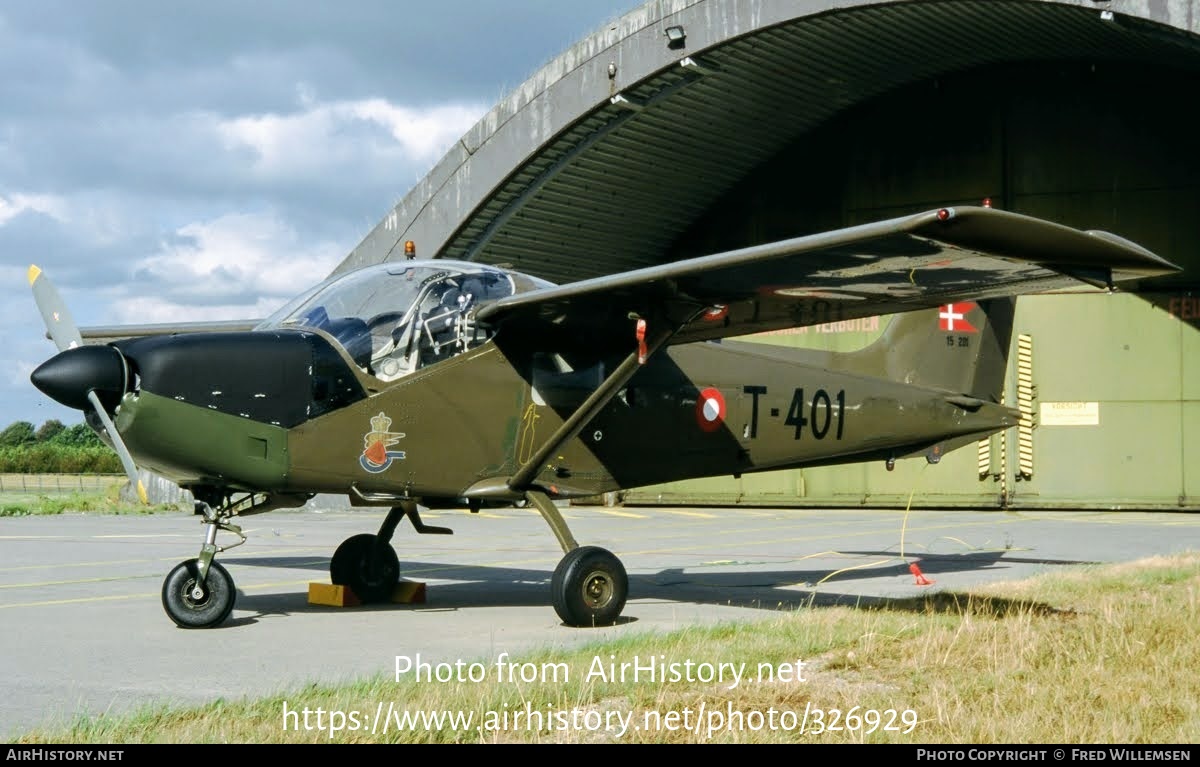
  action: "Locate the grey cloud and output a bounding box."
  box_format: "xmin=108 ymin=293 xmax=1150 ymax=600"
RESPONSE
xmin=1 ymin=0 xmax=637 ymax=428
xmin=1 ymin=1 xmax=634 ymax=105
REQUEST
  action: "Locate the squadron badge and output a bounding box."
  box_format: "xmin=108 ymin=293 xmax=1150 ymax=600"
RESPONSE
xmin=359 ymin=411 xmax=407 ymax=473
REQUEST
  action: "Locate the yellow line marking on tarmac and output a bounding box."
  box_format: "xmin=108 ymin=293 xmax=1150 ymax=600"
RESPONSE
xmin=653 ymin=509 xmax=717 ymax=519
xmin=1001 ymin=510 xmax=1200 ymax=526
xmin=0 ymin=593 xmax=154 ymax=608
xmin=0 ymin=547 xmax=333 ymax=575
xmin=0 ymin=555 xmax=334 ymax=592
xmin=3 ymin=510 xmax=1194 ymax=605
xmin=622 ymin=516 xmax=1027 ymax=558
xmin=398 ymin=562 xmax=536 ymax=577
xmin=0 ymin=578 xmax=320 ymax=609
xmin=237 ymin=579 xmax=318 ymax=591
xmin=0 ymin=575 xmax=157 ymax=589
xmin=582 ymin=509 xmax=929 ymax=538
xmin=590 ymin=509 xmax=649 ymax=519
xmin=616 ymin=510 xmax=1168 ymax=586
xmin=101 ymin=527 xmax=267 ymax=538
xmin=387 ymin=518 xmax=1030 ymax=581
xmin=0 ymin=558 xmax=161 ymax=572
xmin=94 ymin=534 xmax=191 ymax=539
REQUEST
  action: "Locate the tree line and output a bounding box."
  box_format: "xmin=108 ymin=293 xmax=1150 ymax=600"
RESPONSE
xmin=0 ymin=419 xmax=122 ymax=473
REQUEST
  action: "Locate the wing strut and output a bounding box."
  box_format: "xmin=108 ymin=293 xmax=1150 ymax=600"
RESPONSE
xmin=506 ymin=321 xmax=676 ymax=492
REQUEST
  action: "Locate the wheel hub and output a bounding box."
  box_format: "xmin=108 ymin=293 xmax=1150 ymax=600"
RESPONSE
xmin=583 ymin=571 xmax=613 ymax=608
xmin=184 ymin=579 xmax=210 ymax=608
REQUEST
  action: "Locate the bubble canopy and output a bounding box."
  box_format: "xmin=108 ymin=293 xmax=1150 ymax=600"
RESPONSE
xmin=256 ymin=260 xmax=551 ymax=380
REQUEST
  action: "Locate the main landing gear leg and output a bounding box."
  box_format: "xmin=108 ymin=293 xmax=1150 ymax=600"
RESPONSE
xmin=525 ymin=489 xmax=628 ymax=627
xmin=161 ymin=501 xmax=246 ymax=629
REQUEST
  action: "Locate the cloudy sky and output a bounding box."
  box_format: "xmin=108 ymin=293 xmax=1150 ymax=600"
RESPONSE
xmin=2 ymin=0 xmax=638 ymax=430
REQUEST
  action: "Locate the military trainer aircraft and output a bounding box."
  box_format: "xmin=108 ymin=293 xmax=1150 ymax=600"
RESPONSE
xmin=28 ymin=205 xmax=1179 ymax=629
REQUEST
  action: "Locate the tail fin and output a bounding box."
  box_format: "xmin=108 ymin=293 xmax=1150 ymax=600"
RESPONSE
xmin=838 ymin=298 xmax=1015 ymax=401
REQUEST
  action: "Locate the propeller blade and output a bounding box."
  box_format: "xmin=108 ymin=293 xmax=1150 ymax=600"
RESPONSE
xmin=28 ymin=265 xmax=83 ymax=352
xmin=28 ymin=265 xmax=148 ymax=504
xmin=87 ymin=391 xmax=148 ymax=505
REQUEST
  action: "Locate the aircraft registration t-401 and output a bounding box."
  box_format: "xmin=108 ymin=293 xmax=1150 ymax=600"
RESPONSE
xmin=28 ymin=206 xmax=1180 ymax=628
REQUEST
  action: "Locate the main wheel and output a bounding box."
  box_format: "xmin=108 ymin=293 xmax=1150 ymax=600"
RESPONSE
xmin=330 ymin=533 xmax=400 ymax=603
xmin=161 ymin=559 xmax=236 ymax=628
xmin=551 ymin=546 xmax=628 ymax=627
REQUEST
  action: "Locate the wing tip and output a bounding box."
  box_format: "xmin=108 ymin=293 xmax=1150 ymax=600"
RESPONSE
xmin=27 ymin=264 xmax=41 ymax=286
xmin=1085 ymin=230 xmax=1183 ymax=276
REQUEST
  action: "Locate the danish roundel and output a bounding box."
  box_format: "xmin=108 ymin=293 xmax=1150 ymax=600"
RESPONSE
xmin=695 ymin=387 xmax=726 ymax=432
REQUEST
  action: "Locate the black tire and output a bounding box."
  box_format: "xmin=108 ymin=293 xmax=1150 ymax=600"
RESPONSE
xmin=550 ymin=546 xmax=628 ymax=627
xmin=161 ymin=559 xmax=236 ymax=629
xmin=330 ymin=533 xmax=400 ymax=603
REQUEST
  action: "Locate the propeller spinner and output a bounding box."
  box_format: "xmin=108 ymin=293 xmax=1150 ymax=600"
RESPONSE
xmin=27 ymin=265 xmax=148 ymax=504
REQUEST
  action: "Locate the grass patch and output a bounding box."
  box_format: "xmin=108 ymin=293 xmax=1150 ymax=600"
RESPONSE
xmin=0 ymin=489 xmax=182 ymax=516
xmin=13 ymin=552 xmax=1200 ymax=743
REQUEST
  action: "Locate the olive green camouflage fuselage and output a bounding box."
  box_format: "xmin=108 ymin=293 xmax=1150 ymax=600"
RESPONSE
xmin=113 ymin=335 xmax=1015 ymax=503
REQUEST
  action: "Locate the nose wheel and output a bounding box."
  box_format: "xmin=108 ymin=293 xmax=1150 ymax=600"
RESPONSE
xmin=162 ymin=559 xmax=236 ymax=628
xmin=160 ymin=498 xmax=247 ymax=629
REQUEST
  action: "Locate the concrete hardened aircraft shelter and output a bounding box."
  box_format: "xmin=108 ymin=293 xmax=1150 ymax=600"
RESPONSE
xmin=338 ymin=0 xmax=1200 ymax=510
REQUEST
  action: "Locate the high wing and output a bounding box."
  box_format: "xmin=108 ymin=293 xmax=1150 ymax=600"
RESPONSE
xmin=476 ymin=206 xmax=1180 ymax=352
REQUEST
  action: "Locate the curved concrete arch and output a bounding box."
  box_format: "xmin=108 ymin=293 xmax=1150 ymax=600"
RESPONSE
xmin=335 ymin=0 xmax=1200 ymax=283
